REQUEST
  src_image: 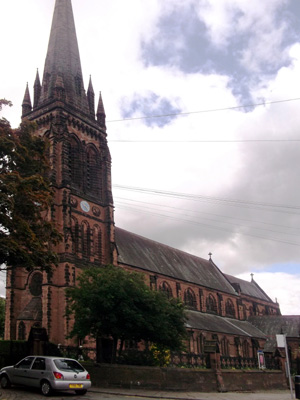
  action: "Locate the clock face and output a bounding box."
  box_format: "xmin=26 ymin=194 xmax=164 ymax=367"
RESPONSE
xmin=80 ymin=200 xmax=90 ymax=213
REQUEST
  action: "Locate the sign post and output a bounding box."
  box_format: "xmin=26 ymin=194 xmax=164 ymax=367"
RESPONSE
xmin=277 ymin=334 xmax=294 ymax=399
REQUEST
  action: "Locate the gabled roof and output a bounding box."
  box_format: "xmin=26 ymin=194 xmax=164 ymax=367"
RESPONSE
xmin=17 ymin=297 xmax=42 ymax=321
xmin=224 ymin=274 xmax=273 ymax=302
xmin=187 ymin=310 xmax=266 ymax=338
xmin=249 ymin=315 xmax=300 ymax=337
xmin=248 ymin=316 xmax=300 ymax=352
xmin=115 ymin=227 xmax=237 ymax=295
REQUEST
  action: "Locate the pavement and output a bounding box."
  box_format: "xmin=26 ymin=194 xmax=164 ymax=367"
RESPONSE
xmin=0 ymin=387 xmax=296 ymax=399
xmin=90 ymin=387 xmax=295 ymax=400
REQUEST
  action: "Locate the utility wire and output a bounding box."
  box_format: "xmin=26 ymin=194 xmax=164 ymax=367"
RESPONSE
xmin=109 ymin=138 xmax=300 ymax=143
xmin=107 ymin=96 xmax=300 ymax=123
xmin=113 ymin=184 xmax=300 ymax=215
xmin=116 ymin=204 xmax=300 ymax=248
xmin=115 ymin=196 xmax=300 ymax=234
xmin=115 ymin=199 xmax=300 ymax=238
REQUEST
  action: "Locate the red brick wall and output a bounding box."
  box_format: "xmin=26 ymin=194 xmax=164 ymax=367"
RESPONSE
xmin=86 ymin=364 xmax=287 ymax=392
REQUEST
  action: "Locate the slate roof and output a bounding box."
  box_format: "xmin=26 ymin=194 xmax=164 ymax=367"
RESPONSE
xmin=17 ymin=297 xmax=42 ymax=321
xmin=116 ymin=227 xmax=237 ymax=295
xmin=248 ymin=315 xmax=300 ymax=352
xmin=187 ymin=310 xmax=266 ymax=338
xmin=224 ymin=274 xmax=273 ymax=302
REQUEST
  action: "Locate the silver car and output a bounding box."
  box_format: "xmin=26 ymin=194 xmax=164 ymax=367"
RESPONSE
xmin=0 ymin=355 xmax=91 ymax=396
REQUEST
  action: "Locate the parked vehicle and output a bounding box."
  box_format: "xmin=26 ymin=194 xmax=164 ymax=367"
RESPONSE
xmin=0 ymin=356 xmax=91 ymax=396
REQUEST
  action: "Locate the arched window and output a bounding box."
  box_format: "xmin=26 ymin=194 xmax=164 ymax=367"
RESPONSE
xmin=67 ymin=136 xmax=82 ymax=190
xmin=220 ymin=336 xmax=229 ymax=356
xmin=206 ymin=294 xmax=217 ymax=314
xmin=184 ymin=288 xmax=197 ymax=309
xmin=71 ymin=217 xmax=79 ymax=254
xmin=225 ymin=299 xmax=235 ymax=317
xmin=242 ymin=340 xmax=250 ymax=358
xmin=241 ymin=304 xmax=246 ymax=320
xmin=18 ymin=321 xmax=26 ymax=340
xmin=81 ymin=221 xmax=91 ymax=257
xmin=197 ymin=333 xmax=205 ymax=354
xmin=86 ymin=146 xmax=101 ymax=196
xmin=93 ymin=225 xmax=102 ymax=260
xmin=159 ymin=281 xmax=173 ymax=298
xmin=29 ymin=272 xmax=43 ymax=297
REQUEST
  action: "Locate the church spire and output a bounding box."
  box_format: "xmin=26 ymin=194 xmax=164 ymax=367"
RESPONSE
xmin=33 ymin=69 xmax=41 ymax=109
xmin=87 ymin=76 xmax=95 ymax=118
xmin=22 ymin=83 xmax=32 ymax=117
xmin=39 ymin=0 xmax=89 ymax=114
xmin=97 ymin=92 xmax=106 ymax=129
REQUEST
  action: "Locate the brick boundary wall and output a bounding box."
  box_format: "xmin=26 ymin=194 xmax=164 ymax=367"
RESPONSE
xmin=86 ymin=364 xmax=288 ymax=392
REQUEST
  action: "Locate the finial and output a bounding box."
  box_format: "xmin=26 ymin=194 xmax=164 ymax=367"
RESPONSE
xmin=250 ymin=273 xmax=254 ymax=282
xmin=208 ymin=252 xmax=212 ymax=260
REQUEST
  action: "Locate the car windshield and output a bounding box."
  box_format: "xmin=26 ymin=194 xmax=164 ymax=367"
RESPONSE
xmin=54 ymin=359 xmax=85 ymax=373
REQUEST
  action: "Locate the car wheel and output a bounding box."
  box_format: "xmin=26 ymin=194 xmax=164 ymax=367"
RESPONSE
xmin=41 ymin=380 xmax=52 ymax=396
xmin=75 ymin=389 xmax=87 ymax=395
xmin=0 ymin=374 xmax=11 ymax=389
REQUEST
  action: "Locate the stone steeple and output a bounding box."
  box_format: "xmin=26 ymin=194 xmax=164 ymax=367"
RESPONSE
xmin=87 ymin=76 xmax=95 ymax=117
xmin=33 ymin=69 xmax=41 ymax=108
xmin=97 ymin=92 xmax=106 ymax=129
xmin=22 ymin=83 xmax=32 ymax=117
xmin=35 ymin=0 xmax=90 ymax=115
xmin=7 ymin=0 xmax=116 ymax=346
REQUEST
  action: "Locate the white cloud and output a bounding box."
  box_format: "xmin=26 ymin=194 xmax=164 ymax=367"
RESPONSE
xmin=1 ymin=0 xmax=300 ymax=315
xmin=196 ymin=0 xmax=290 ymax=71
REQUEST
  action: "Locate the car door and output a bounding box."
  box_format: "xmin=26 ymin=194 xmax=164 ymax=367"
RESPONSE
xmin=12 ymin=357 xmax=35 ymax=386
xmin=26 ymin=357 xmax=47 ymax=388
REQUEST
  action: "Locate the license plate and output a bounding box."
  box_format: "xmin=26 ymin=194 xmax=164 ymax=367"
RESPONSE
xmin=69 ymin=384 xmax=83 ymax=389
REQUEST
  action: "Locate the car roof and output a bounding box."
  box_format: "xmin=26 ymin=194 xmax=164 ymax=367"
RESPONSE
xmin=25 ymin=356 xmax=80 ymax=360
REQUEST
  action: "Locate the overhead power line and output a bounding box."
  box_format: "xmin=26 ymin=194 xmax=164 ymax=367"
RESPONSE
xmin=109 ymin=138 xmax=300 ymax=143
xmin=115 ymin=199 xmax=300 ymax=238
xmin=115 ymin=203 xmax=300 ymax=248
xmin=113 ymin=184 xmax=300 ymax=215
xmin=115 ymin=196 xmax=300 ymax=234
xmin=107 ymin=96 xmax=300 ymax=123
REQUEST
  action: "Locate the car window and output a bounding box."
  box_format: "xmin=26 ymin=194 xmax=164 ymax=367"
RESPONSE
xmin=54 ymin=359 xmax=84 ymax=372
xmin=15 ymin=357 xmax=34 ymax=369
xmin=32 ymin=357 xmax=46 ymax=370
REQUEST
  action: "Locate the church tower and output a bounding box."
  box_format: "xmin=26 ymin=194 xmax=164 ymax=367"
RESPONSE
xmin=5 ymin=0 xmax=116 ymax=344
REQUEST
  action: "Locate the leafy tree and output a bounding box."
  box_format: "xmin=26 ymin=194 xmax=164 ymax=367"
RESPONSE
xmin=66 ymin=265 xmax=187 ymax=362
xmin=0 ymin=297 xmax=5 ymax=338
xmin=0 ymin=99 xmax=62 ymax=273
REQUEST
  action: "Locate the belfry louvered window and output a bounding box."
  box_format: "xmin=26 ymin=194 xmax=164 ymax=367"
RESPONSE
xmin=86 ymin=147 xmax=101 ymax=196
xmin=67 ymin=137 xmax=82 ymax=190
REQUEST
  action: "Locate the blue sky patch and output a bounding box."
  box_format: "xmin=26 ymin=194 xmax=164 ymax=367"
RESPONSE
xmin=120 ymin=92 xmax=181 ymax=127
xmin=260 ymin=263 xmax=300 ymax=275
xmin=141 ymin=2 xmax=296 ymax=106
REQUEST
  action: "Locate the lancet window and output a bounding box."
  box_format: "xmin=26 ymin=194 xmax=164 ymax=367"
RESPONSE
xmin=184 ymin=288 xmax=197 ymax=309
xmin=206 ymin=294 xmax=218 ymax=314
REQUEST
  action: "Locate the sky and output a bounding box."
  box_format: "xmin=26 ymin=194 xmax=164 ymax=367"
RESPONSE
xmin=0 ymin=0 xmax=300 ymax=315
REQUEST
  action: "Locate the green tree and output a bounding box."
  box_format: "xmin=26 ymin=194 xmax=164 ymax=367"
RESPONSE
xmin=0 ymin=297 xmax=5 ymax=338
xmin=66 ymin=265 xmax=187 ymax=362
xmin=0 ymin=99 xmax=62 ymax=273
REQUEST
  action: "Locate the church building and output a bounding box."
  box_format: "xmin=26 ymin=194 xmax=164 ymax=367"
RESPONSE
xmin=5 ymin=0 xmax=298 ymax=369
